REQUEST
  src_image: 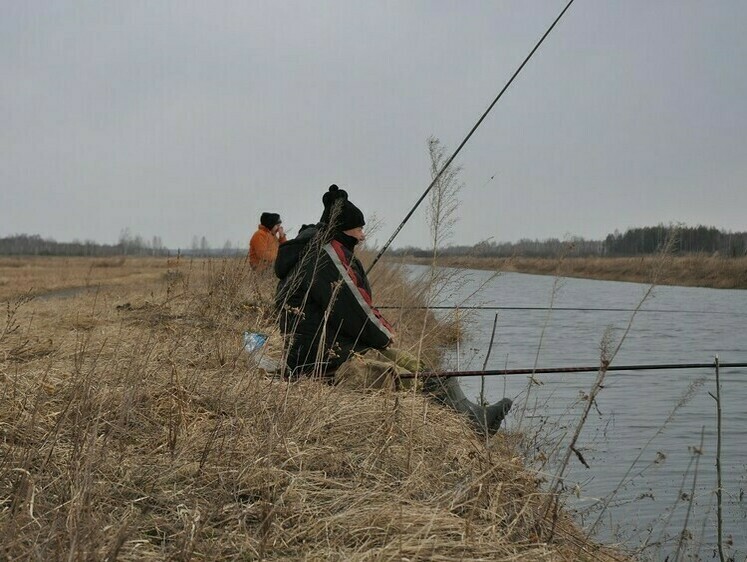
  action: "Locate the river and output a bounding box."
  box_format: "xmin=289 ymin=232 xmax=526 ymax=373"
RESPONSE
xmin=403 ymin=265 xmax=747 ymax=561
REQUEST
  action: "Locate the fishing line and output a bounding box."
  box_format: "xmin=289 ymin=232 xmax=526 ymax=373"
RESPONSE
xmin=367 ymin=0 xmax=576 ymax=274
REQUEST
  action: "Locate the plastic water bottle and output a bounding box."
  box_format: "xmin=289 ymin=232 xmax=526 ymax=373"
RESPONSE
xmin=243 ymin=331 xmax=268 ymax=354
xmin=242 ymin=332 xmax=278 ymax=372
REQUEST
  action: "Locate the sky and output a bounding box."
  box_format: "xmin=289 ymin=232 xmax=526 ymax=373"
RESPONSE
xmin=2 ymin=1 xmax=746 ymax=250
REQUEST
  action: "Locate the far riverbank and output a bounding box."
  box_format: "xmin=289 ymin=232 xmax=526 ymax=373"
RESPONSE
xmin=397 ymin=255 xmax=747 ymax=290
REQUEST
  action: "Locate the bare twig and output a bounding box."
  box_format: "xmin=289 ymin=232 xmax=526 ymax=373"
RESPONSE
xmin=712 ymin=355 xmax=726 ymax=562
xmin=673 ymin=426 xmax=705 ymax=562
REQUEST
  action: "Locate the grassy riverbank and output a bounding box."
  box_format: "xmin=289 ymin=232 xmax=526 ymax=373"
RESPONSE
xmin=0 ymin=256 xmax=624 ymax=560
xmin=400 ymin=255 xmax=747 ymax=290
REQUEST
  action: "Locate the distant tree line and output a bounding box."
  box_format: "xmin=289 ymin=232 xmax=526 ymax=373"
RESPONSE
xmin=0 ymin=231 xmax=245 ymax=258
xmin=0 ymin=232 xmax=169 ymax=257
xmin=5 ymin=224 xmax=745 ymax=258
xmin=393 ymin=237 xmax=604 ymax=259
xmin=390 ymin=225 xmax=747 ymax=259
xmin=603 ymin=225 xmax=747 ymax=257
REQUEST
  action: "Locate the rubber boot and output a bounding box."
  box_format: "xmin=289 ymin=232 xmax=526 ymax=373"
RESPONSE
xmin=423 ymin=376 xmax=512 ymax=435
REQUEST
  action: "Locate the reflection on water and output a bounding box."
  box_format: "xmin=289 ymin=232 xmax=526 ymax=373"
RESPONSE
xmin=403 ymin=265 xmax=747 ymax=560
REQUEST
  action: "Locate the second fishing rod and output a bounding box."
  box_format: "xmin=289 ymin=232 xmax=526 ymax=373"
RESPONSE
xmin=376 ymin=305 xmax=747 ymax=316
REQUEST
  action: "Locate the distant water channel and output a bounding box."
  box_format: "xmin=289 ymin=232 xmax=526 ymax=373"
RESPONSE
xmin=402 ymin=265 xmax=747 ymax=560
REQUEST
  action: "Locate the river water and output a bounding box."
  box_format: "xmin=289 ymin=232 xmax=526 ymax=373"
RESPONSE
xmin=403 ymin=265 xmax=747 ymax=560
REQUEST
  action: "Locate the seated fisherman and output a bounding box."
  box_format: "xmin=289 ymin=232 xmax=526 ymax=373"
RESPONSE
xmin=274 ymin=184 xmax=511 ymax=434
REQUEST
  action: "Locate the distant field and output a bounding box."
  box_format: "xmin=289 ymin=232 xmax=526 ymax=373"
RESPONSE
xmin=400 ymin=255 xmax=747 ymax=290
xmin=0 ymin=255 xmax=175 ymax=301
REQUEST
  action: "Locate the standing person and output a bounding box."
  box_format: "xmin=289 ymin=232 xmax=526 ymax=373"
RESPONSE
xmin=249 ymin=212 xmax=286 ymax=270
xmin=274 ymin=185 xmax=512 ymax=434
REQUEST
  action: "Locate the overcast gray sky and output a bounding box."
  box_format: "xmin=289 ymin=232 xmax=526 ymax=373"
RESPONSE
xmin=2 ymin=1 xmax=746 ymax=250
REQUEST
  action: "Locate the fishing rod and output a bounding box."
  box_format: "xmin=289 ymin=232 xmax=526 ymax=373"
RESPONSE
xmin=401 ymin=361 xmax=747 ymax=380
xmin=367 ymin=0 xmax=576 ymax=275
xmin=376 ymin=305 xmax=747 ymax=316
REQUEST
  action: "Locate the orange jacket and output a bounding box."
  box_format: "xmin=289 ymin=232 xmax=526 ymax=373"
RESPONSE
xmin=249 ymin=225 xmax=287 ymax=269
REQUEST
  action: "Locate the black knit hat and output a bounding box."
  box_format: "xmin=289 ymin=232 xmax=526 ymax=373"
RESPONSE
xmin=260 ymin=212 xmax=281 ymax=229
xmin=320 ymin=184 xmax=348 ymax=224
xmin=335 ymin=199 xmax=365 ymax=232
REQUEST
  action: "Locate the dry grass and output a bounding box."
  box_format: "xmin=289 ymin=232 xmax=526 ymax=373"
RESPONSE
xmin=404 ymin=255 xmax=747 ymax=289
xmin=0 ymin=256 xmax=625 ymax=560
xmin=0 ymin=256 xmax=175 ymax=302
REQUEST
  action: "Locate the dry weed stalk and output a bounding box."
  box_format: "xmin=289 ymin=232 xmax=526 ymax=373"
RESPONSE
xmin=589 ymin=375 xmax=706 ymax=543
xmin=709 ymin=356 xmax=726 ymax=562
xmin=672 ymin=427 xmax=705 ymax=562
xmin=516 ymin=241 xmax=575 ymax=432
xmin=539 ymin=228 xmax=680 ymax=542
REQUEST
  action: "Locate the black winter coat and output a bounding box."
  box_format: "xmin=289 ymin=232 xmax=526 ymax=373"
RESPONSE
xmin=274 ymin=227 xmax=394 ymax=374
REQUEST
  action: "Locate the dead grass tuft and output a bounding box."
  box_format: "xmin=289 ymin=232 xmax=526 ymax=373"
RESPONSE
xmin=91 ymin=256 xmax=127 ymax=268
